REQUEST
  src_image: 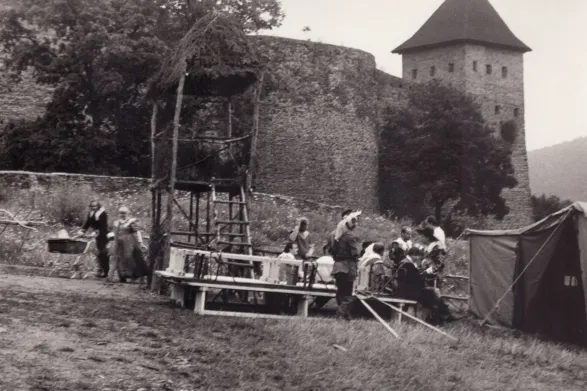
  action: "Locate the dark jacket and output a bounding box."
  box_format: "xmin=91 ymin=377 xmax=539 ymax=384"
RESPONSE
xmin=395 ymin=258 xmax=424 ymax=301
xmin=331 ymin=230 xmax=362 ymax=277
xmin=82 ymin=208 xmax=109 ymax=240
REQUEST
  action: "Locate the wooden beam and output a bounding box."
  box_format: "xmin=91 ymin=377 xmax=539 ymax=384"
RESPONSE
xmin=157 ymin=72 xmax=185 ymax=292
xmin=358 ymin=298 xmax=400 ymax=339
xmin=0 ymin=220 xmax=44 ymax=226
xmin=359 ymin=294 xmax=459 ymax=342
xmin=150 ymin=103 xmax=158 ymax=184
xmin=247 ymin=72 xmax=265 ymax=193
xmin=164 ymin=134 xmax=251 ymax=143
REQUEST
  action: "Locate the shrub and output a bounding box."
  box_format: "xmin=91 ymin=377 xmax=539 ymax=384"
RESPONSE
xmin=39 ymin=183 xmax=93 ymax=225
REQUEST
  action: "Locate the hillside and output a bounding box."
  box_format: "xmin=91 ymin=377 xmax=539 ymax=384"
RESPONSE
xmin=528 ymin=136 xmax=587 ymax=202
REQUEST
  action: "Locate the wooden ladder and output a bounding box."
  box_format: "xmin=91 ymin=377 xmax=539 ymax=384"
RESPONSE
xmin=210 ymin=183 xmax=256 ymax=303
xmin=210 ymin=183 xmax=253 ymax=257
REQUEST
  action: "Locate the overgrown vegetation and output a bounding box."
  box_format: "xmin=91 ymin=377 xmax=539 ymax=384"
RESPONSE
xmin=380 ymin=80 xmax=517 ymax=232
xmin=0 ymin=181 xmax=469 ymax=275
xmin=0 ymin=0 xmax=283 ymax=176
xmin=531 ymin=193 xmax=573 ymax=222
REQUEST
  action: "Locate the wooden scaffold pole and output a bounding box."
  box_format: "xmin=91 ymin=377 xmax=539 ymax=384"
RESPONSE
xmin=148 ymin=102 xmax=159 ymax=288
xmin=152 ymin=71 xmax=186 ymax=292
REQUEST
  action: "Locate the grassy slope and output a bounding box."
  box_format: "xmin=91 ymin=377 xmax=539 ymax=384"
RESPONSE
xmin=1 ymin=275 xmax=586 ymax=391
xmin=4 ymin=182 xmax=587 ymax=390
xmin=0 ymin=182 xmax=469 ymax=276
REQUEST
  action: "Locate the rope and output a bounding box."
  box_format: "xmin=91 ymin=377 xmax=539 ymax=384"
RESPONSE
xmin=479 ymin=209 xmax=572 ymax=326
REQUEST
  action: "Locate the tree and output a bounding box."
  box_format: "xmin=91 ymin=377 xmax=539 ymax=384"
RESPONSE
xmin=380 ymin=80 xmax=517 ymax=224
xmin=0 ymin=0 xmax=283 ymax=175
xmin=531 ymin=194 xmax=573 ymax=222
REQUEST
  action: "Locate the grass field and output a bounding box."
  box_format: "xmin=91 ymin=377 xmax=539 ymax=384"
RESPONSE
xmin=1 ymin=181 xmax=586 ymax=390
xmin=1 ymin=274 xmax=586 ymax=391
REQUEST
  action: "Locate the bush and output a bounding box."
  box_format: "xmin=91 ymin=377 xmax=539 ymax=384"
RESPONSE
xmin=531 ymin=194 xmax=573 ymax=222
xmin=39 ymin=183 xmax=93 ymax=225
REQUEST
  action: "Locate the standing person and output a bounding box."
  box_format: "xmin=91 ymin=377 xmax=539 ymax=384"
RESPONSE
xmin=78 ymin=200 xmax=110 ymax=278
xmin=330 ymin=211 xmax=362 ymax=320
xmin=323 ymin=209 xmax=353 ymax=255
xmin=388 ymin=226 xmax=414 ymax=274
xmin=107 ymin=206 xmax=150 ymax=283
xmin=288 ymin=217 xmax=314 ymax=286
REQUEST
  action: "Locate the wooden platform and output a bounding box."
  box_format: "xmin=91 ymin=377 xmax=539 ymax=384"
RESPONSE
xmin=156 ymin=271 xmax=418 ymax=321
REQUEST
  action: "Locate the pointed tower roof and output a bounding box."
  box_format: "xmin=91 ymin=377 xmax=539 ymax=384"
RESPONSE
xmin=392 ymin=0 xmax=531 ymax=54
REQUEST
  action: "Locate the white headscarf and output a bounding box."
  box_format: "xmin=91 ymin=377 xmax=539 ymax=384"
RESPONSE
xmin=358 ymin=243 xmax=381 ymax=268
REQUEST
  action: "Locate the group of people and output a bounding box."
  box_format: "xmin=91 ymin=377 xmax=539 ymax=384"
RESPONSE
xmin=76 ymin=200 xmax=150 ymax=284
xmin=285 ymin=210 xmax=453 ymax=323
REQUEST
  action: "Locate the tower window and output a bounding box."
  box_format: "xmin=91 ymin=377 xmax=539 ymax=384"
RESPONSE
xmin=486 ymin=64 xmax=492 ymax=75
xmin=411 ymin=69 xmax=418 ymax=79
xmin=473 ymin=61 xmax=478 ymax=71
xmin=502 ymin=66 xmax=508 ymax=78
xmin=514 ymin=108 xmax=520 ymax=117
xmin=495 ymin=105 xmax=501 ymax=115
xmin=448 ymin=63 xmax=454 ymax=73
xmin=430 ymin=66 xmax=436 ymax=77
xmin=564 ymin=276 xmax=579 ymax=287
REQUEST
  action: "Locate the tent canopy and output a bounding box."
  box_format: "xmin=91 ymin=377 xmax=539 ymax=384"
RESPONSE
xmin=465 ymin=202 xmax=587 ymax=346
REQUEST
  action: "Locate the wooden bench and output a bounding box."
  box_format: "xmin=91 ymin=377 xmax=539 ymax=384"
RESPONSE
xmin=156 ymin=270 xmax=418 ymax=321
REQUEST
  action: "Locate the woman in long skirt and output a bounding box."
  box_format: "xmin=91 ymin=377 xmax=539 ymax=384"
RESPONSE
xmin=107 ymin=206 xmax=150 ymax=283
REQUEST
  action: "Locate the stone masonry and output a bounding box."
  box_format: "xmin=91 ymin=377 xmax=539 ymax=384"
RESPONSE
xmin=401 ymin=44 xmax=533 ymax=227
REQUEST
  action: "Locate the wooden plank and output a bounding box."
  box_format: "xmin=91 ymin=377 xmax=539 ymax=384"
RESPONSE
xmin=445 ymin=275 xmax=469 ymax=281
xmin=441 ymin=295 xmax=469 ymax=302
xmin=358 ymin=298 xmax=400 ymax=339
xmin=198 ymin=310 xmax=299 ymax=320
xmin=171 ymin=232 xmax=245 ymax=237
xmin=217 ymin=241 xmax=253 ymax=247
xmin=360 ymin=294 xmax=459 ymax=342
xmin=215 ymin=220 xmax=250 ymax=225
xmin=186 ymin=282 xmax=337 ymax=297
xmin=0 ymin=220 xmax=44 ymax=227
xmin=214 ymin=200 xmax=246 ymax=205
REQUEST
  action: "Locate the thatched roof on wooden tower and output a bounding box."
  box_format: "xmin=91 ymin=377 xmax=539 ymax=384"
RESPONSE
xmin=148 ymin=13 xmax=264 ymax=99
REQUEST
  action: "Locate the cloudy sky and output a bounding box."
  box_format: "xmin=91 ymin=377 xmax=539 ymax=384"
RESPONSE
xmin=260 ymin=0 xmax=586 ymax=151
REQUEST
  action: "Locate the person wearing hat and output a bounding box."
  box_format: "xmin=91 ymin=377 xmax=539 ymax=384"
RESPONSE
xmin=330 ymin=210 xmax=363 ymax=320
xmin=107 ymin=206 xmax=150 ymax=283
xmin=78 ymin=200 xmax=110 ymax=278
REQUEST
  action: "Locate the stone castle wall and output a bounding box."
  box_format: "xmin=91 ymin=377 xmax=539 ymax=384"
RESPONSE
xmin=0 ymin=34 xmax=533 ymax=227
xmin=250 ymin=36 xmax=399 ymax=213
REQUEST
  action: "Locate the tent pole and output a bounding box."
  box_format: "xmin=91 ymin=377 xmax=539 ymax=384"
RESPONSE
xmin=480 ymin=209 xmax=573 ymax=326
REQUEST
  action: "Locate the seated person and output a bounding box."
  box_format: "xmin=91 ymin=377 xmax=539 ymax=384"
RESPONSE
xmin=357 ymin=242 xmax=386 ymax=292
xmin=418 ymin=227 xmax=447 ymax=288
xmin=395 ymin=247 xmax=453 ymax=324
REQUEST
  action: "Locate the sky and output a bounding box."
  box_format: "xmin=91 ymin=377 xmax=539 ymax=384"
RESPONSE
xmin=259 ymin=0 xmax=587 ymax=151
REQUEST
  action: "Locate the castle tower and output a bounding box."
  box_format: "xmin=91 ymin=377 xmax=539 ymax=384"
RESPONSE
xmin=392 ymin=0 xmax=533 ymax=228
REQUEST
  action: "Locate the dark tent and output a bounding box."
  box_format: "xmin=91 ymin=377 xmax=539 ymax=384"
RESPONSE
xmin=465 ymin=202 xmax=587 ymax=346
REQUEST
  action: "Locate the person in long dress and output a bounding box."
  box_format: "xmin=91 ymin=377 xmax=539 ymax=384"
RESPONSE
xmin=107 ymin=206 xmax=150 ymax=283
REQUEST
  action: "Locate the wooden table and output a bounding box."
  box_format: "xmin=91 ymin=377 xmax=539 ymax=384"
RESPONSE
xmin=155 ymin=271 xmax=417 ymax=321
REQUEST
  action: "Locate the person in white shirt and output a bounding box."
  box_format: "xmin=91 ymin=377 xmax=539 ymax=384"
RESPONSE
xmin=423 ymin=216 xmax=446 ymax=251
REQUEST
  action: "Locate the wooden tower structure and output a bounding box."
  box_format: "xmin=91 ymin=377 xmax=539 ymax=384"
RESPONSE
xmin=146 ymin=14 xmax=265 ymax=289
